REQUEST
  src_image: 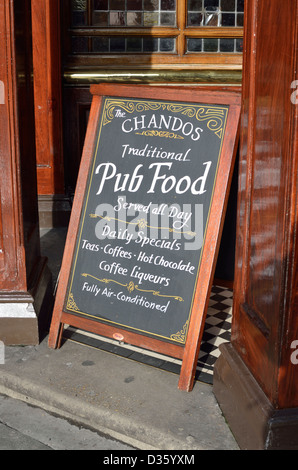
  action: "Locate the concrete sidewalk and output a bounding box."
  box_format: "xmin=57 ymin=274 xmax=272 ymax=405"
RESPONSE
xmin=0 ymin=227 xmax=239 ymax=450
xmin=0 ymin=394 xmax=134 ymax=450
xmin=0 ymin=333 xmax=238 ymax=450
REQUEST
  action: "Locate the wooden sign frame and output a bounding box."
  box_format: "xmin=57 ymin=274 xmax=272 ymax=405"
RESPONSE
xmin=48 ymin=84 xmax=240 ymax=392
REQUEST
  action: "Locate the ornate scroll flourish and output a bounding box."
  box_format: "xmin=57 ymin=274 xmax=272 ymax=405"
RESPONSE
xmin=89 ymin=214 xmax=196 ymax=237
xmin=170 ymin=321 xmax=189 ymax=343
xmin=67 ymin=293 xmax=80 ymax=311
xmin=195 ymin=107 xmax=225 ymax=139
xmin=135 ymin=130 xmax=184 ymax=140
xmin=102 ymin=99 xmax=226 ymax=138
xmin=81 ymin=274 xmax=184 ymax=302
xmin=103 ymin=99 xmax=161 ymax=126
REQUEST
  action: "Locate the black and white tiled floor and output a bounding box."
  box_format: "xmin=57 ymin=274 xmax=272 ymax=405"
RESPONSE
xmin=195 ymin=285 xmax=233 ymax=383
xmin=62 ymin=285 xmax=233 ymax=385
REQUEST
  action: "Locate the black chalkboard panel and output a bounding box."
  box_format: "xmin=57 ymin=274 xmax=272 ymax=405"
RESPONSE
xmin=63 ymin=95 xmax=228 ymax=345
xmin=49 ymin=84 xmax=241 ymax=391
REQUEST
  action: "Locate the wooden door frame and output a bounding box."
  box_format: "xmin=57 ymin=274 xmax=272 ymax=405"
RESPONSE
xmin=31 ymin=0 xmax=64 ymax=196
xmin=0 ymin=0 xmax=52 ymax=345
xmin=213 ymin=0 xmax=298 ymax=450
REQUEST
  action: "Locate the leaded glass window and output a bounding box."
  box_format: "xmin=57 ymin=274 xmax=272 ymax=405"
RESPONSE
xmin=64 ymin=0 xmax=244 ymax=67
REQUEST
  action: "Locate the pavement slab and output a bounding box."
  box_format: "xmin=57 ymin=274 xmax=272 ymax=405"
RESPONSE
xmin=0 ymin=334 xmax=239 ymax=450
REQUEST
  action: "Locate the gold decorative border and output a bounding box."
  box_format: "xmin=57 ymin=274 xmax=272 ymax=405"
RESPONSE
xmin=89 ymin=214 xmax=196 ymax=237
xmin=103 ymin=99 xmax=162 ymax=126
xmin=81 ymin=273 xmax=184 ymax=302
xmin=103 ymin=98 xmax=227 ymax=138
xmin=170 ymin=321 xmax=189 ymax=343
xmin=66 ymin=293 xmax=80 ymax=311
xmin=136 ymin=130 xmax=184 ymax=140
xmin=64 ymin=95 xmax=229 ymax=346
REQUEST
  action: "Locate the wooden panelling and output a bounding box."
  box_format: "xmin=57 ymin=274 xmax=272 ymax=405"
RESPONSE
xmin=231 ymin=0 xmax=298 ymax=409
xmin=0 ymin=189 xmax=4 ymax=270
xmin=0 ymin=0 xmax=27 ymax=292
xmin=31 ymin=0 xmax=64 ymax=195
xmin=0 ymin=0 xmax=52 ymax=345
xmin=277 ymin=27 xmax=298 ymax=408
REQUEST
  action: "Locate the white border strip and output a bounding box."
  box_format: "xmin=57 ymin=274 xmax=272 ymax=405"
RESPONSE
xmin=0 ymin=303 xmax=36 ymax=319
